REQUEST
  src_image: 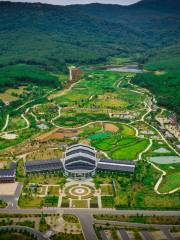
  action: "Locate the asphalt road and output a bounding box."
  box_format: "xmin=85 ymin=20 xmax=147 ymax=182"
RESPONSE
xmin=0 ymin=208 xmax=180 ymax=240
xmin=1 ymin=207 xmax=180 ymax=216
xmin=77 ymin=213 xmax=97 ymax=240
xmin=141 ymin=231 xmax=153 ymax=240
xmin=119 ymin=229 xmax=130 ymax=240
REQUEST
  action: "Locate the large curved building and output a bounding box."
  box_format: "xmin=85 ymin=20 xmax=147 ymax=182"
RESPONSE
xmin=24 ymin=144 xmax=136 ymax=179
xmin=63 ymin=144 xmax=97 ymax=179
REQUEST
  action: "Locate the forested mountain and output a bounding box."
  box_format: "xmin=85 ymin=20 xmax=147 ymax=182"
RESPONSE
xmin=0 ymin=0 xmax=180 ymax=71
xmin=0 ymin=0 xmax=180 ymax=116
xmin=132 ymin=43 xmax=180 ymax=117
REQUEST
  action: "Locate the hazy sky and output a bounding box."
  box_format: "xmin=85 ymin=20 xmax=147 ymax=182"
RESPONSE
xmin=1 ymin=0 xmax=141 ymax=5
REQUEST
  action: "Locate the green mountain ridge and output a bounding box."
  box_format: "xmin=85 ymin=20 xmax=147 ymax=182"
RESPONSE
xmin=0 ymin=0 xmax=179 ymax=70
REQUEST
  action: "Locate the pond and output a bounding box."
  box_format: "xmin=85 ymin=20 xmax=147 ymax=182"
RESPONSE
xmin=107 ymin=64 xmax=143 ymax=73
xmin=149 ymin=156 xmax=180 ymax=164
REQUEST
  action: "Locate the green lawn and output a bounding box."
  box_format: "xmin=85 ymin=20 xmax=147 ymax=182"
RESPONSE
xmin=18 ymin=196 xmax=43 ymax=208
xmin=71 ymin=200 xmax=88 ymax=208
xmin=92 ymin=133 xmax=149 ymax=160
xmin=111 ymin=139 xmax=149 ymax=160
xmin=44 ymin=196 xmax=59 ymax=207
xmin=159 ymin=172 xmax=180 ymax=193
xmin=101 ymin=196 xmax=114 ymax=208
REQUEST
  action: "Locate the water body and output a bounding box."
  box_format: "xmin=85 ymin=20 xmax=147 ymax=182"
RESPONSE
xmin=149 ymin=156 xmax=180 ymax=164
xmin=107 ymin=64 xmax=143 ymax=73
xmin=154 ymin=148 xmax=170 ymax=154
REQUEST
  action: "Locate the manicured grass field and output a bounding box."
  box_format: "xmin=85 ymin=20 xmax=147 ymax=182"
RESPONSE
xmin=71 ymin=200 xmax=88 ymax=208
xmin=18 ymin=196 xmax=43 ymax=208
xmin=159 ymin=171 xmax=180 ymax=193
xmin=88 ymin=132 xmax=112 ymax=141
xmin=111 ymin=139 xmax=149 ymax=160
xmin=101 ymin=196 xmax=114 ymax=208
xmin=92 ymin=132 xmax=149 ymax=160
xmin=44 ymin=196 xmax=59 ymax=207
xmin=26 ymin=175 xmax=65 ymax=185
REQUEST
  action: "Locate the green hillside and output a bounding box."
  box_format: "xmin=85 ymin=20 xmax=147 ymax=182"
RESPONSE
xmin=132 ymin=44 xmax=180 ymax=117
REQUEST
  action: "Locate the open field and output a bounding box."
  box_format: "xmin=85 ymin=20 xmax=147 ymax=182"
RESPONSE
xmin=92 ymin=133 xmax=149 ymax=160
xmin=159 ymin=171 xmax=180 ymax=193
xmin=0 ymin=86 xmax=26 ymax=103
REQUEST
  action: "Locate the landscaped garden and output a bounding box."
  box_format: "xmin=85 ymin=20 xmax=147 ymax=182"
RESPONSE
xmin=0 ymin=200 xmax=7 ymax=209
xmin=0 ymin=231 xmax=37 ymax=240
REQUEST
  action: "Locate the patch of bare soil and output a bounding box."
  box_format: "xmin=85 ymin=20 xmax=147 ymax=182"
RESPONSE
xmin=38 ymin=128 xmax=82 ymax=141
xmin=79 ymin=139 xmax=90 ymax=145
xmin=103 ymin=123 xmax=119 ymax=133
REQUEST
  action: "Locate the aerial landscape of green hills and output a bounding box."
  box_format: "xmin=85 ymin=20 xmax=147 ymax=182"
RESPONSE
xmin=0 ymin=1 xmax=179 ymax=239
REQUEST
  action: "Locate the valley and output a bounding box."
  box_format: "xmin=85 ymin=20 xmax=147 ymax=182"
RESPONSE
xmin=0 ymin=62 xmax=179 ymax=211
xmin=0 ymin=1 xmax=180 ymax=239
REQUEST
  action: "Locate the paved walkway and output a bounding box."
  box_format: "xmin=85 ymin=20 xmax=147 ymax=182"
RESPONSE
xmin=1 ymin=114 xmax=9 ymax=132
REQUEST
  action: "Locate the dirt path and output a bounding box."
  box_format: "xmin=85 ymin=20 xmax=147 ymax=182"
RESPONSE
xmin=48 ymin=80 xmax=81 ymax=100
xmin=137 ymin=139 xmax=153 ymax=161
xmin=50 ymin=105 xmax=62 ymax=128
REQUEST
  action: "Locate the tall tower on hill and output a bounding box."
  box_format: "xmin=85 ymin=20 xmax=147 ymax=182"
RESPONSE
xmin=69 ymin=66 xmax=83 ymax=82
